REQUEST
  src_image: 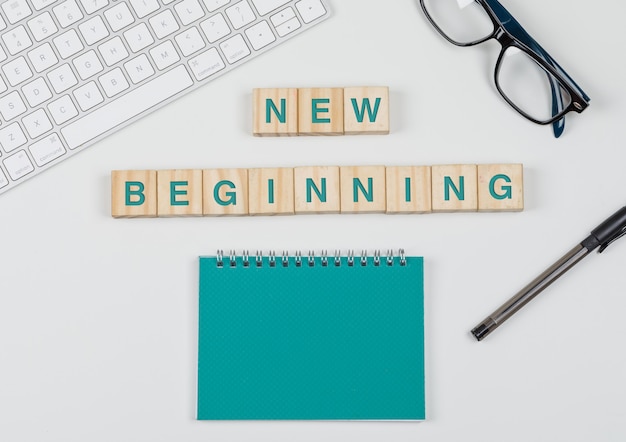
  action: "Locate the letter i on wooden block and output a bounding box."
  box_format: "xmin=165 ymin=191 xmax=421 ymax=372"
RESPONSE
xmin=253 ymin=88 xmax=298 ymax=136
xmin=248 ymin=168 xmax=295 ymax=215
xmin=477 ymin=164 xmax=524 ymax=212
xmin=203 ymin=168 xmax=249 ymax=216
xmin=157 ymin=169 xmax=203 ymax=216
xmin=343 ymin=87 xmax=390 ymax=135
xmin=340 ymin=166 xmax=386 ymax=213
xmin=294 ymin=166 xmax=340 ymax=214
xmin=298 ymin=88 xmax=344 ymax=135
xmin=385 ymin=166 xmax=432 ymax=214
xmin=111 ymin=170 xmax=157 ymax=218
xmin=431 ymin=164 xmax=478 ymax=212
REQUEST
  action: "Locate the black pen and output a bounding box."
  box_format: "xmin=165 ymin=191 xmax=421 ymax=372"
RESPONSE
xmin=472 ymin=205 xmax=626 ymax=341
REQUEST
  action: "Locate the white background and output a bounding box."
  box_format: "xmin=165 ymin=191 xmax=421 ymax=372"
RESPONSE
xmin=2 ymin=0 xmax=626 ymax=440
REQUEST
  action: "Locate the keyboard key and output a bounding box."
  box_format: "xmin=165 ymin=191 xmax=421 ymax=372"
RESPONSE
xmin=124 ymin=23 xmax=154 ymax=53
xmin=0 ymin=122 xmax=28 ymax=153
xmin=0 ymin=91 xmax=27 ymax=120
xmin=2 ymin=25 xmax=33 ymax=55
xmin=79 ymin=16 xmax=109 ymax=45
xmin=0 ymin=76 xmax=6 ymax=93
xmin=73 ymin=50 xmax=104 ymax=80
xmin=0 ymin=169 xmax=8 ymax=188
xmin=175 ymin=27 xmax=206 ymax=56
xmin=174 ymin=0 xmax=205 ymax=25
xmin=22 ymin=77 xmax=53 ymax=107
xmin=200 ymin=13 xmax=231 ymax=43
xmin=28 ymin=12 xmax=59 ymax=42
xmin=250 ymin=0 xmax=290 ymax=16
xmin=270 ymin=6 xmax=295 ymax=26
xmin=105 ymin=2 xmax=135 ymax=32
xmin=98 ymin=36 xmax=129 ymax=66
xmin=61 ymin=65 xmax=193 ymax=149
xmin=245 ymin=20 xmax=275 ymax=50
xmin=53 ymin=0 xmax=84 ymax=28
xmin=47 ymin=63 xmax=78 ymax=93
xmin=53 ymin=29 xmax=84 ymax=59
xmin=48 ymin=94 xmax=78 ymax=124
xmin=219 ymin=33 xmax=250 ymax=64
xmin=124 ymin=54 xmax=155 ymax=83
xmin=78 ymin=0 xmax=108 ymax=14
xmin=295 ymin=0 xmax=326 ymax=23
xmin=188 ymin=47 xmax=225 ymax=80
xmin=73 ymin=81 xmax=104 ymax=111
xmin=29 ymin=133 xmax=66 ymax=167
xmin=28 ymin=43 xmax=58 ymax=72
xmin=275 ymin=16 xmax=300 ymax=36
xmin=32 ymin=0 xmax=59 ymax=10
xmin=225 ymin=1 xmax=256 ymax=29
xmin=128 ymin=0 xmax=159 ymax=18
xmin=99 ymin=67 xmax=129 ymax=97
xmin=149 ymin=41 xmax=180 ymax=70
xmin=149 ymin=10 xmax=180 ymax=38
xmin=0 ymin=45 xmax=6 ymax=62
xmin=22 ymin=108 xmax=53 ymax=138
xmin=202 ymin=0 xmax=230 ymax=12
xmin=4 ymin=150 xmax=34 ymax=180
xmin=2 ymin=0 xmax=33 ymax=24
xmin=2 ymin=56 xmax=33 ymax=86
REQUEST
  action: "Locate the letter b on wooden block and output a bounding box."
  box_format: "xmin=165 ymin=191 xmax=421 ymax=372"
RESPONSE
xmin=203 ymin=168 xmax=249 ymax=216
xmin=298 ymin=88 xmax=344 ymax=135
xmin=294 ymin=166 xmax=340 ymax=214
xmin=478 ymin=164 xmax=524 ymax=212
xmin=432 ymin=164 xmax=478 ymax=212
xmin=111 ymin=170 xmax=157 ymax=218
xmin=248 ymin=168 xmax=295 ymax=215
xmin=253 ymin=88 xmax=298 ymax=136
xmin=157 ymin=169 xmax=203 ymax=216
xmin=340 ymin=166 xmax=386 ymax=213
xmin=344 ymin=87 xmax=390 ymax=135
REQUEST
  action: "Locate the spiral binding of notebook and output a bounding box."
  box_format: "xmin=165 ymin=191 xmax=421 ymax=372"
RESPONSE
xmin=215 ymin=249 xmax=407 ymax=267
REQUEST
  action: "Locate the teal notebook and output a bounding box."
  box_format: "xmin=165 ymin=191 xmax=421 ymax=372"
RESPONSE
xmin=197 ymin=251 xmax=425 ymax=420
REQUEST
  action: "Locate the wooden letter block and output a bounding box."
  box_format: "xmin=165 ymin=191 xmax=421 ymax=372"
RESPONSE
xmin=203 ymin=168 xmax=249 ymax=216
xmin=111 ymin=170 xmax=157 ymax=218
xmin=340 ymin=166 xmax=386 ymax=213
xmin=431 ymin=164 xmax=478 ymax=212
xmin=298 ymin=88 xmax=344 ymax=135
xmin=294 ymin=166 xmax=340 ymax=214
xmin=343 ymin=86 xmax=390 ymax=135
xmin=248 ymin=168 xmax=294 ymax=215
xmin=253 ymin=88 xmax=298 ymax=136
xmin=386 ymin=166 xmax=432 ymax=214
xmin=157 ymin=169 xmax=203 ymax=217
xmin=478 ymin=164 xmax=524 ymax=212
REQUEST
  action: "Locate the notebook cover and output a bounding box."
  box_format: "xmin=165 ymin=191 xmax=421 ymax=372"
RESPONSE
xmin=197 ymin=255 xmax=425 ymax=420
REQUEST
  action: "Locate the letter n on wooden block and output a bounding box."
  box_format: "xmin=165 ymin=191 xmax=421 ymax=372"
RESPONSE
xmin=203 ymin=168 xmax=249 ymax=216
xmin=386 ymin=166 xmax=432 ymax=214
xmin=248 ymin=168 xmax=295 ymax=215
xmin=294 ymin=166 xmax=340 ymax=214
xmin=432 ymin=165 xmax=478 ymax=212
xmin=478 ymin=164 xmax=524 ymax=212
xmin=253 ymin=88 xmax=298 ymax=136
xmin=344 ymin=86 xmax=390 ymax=135
xmin=157 ymin=169 xmax=203 ymax=217
xmin=111 ymin=170 xmax=157 ymax=218
xmin=340 ymin=166 xmax=386 ymax=213
xmin=298 ymin=88 xmax=344 ymax=135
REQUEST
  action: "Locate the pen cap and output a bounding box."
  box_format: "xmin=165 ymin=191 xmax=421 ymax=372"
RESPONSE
xmin=590 ymin=206 xmax=626 ymax=245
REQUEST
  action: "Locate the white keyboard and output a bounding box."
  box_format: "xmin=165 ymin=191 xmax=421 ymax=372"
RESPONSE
xmin=0 ymin=0 xmax=330 ymax=195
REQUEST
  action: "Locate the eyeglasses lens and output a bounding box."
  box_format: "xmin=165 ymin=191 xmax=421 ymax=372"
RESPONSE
xmin=497 ymin=47 xmax=572 ymax=122
xmin=422 ymin=0 xmax=493 ymax=44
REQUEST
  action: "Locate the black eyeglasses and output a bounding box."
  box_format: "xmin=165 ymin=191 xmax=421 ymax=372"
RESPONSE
xmin=419 ymin=0 xmax=590 ymax=138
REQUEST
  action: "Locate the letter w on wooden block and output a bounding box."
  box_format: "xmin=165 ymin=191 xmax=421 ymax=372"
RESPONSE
xmin=111 ymin=170 xmax=158 ymax=218
xmin=477 ymin=164 xmax=524 ymax=212
xmin=340 ymin=166 xmax=386 ymax=213
xmin=253 ymin=88 xmax=298 ymax=136
xmin=157 ymin=169 xmax=203 ymax=217
xmin=344 ymin=87 xmax=390 ymax=135
xmin=294 ymin=166 xmax=340 ymax=214
xmin=431 ymin=165 xmax=478 ymax=212
xmin=298 ymin=88 xmax=344 ymax=135
xmin=248 ymin=168 xmax=295 ymax=215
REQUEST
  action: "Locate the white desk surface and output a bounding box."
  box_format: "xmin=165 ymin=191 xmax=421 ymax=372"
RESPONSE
xmin=2 ymin=0 xmax=625 ymax=440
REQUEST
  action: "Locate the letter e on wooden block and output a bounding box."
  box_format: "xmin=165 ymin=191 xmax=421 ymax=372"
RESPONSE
xmin=386 ymin=166 xmax=432 ymax=214
xmin=340 ymin=166 xmax=386 ymax=213
xmin=248 ymin=168 xmax=295 ymax=215
xmin=298 ymin=88 xmax=344 ymax=135
xmin=157 ymin=169 xmax=203 ymax=216
xmin=431 ymin=164 xmax=478 ymax=212
xmin=477 ymin=164 xmax=524 ymax=212
xmin=203 ymin=168 xmax=249 ymax=216
xmin=253 ymin=88 xmax=298 ymax=136
xmin=294 ymin=166 xmax=340 ymax=214
xmin=111 ymin=170 xmax=157 ymax=218
xmin=343 ymin=87 xmax=390 ymax=135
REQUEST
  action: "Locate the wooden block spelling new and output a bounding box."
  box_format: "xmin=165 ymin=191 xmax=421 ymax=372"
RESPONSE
xmin=477 ymin=164 xmax=524 ymax=212
xmin=253 ymin=88 xmax=298 ymax=136
xmin=343 ymin=87 xmax=390 ymax=135
xmin=431 ymin=164 xmax=478 ymax=212
xmin=294 ymin=166 xmax=341 ymax=214
xmin=298 ymin=88 xmax=344 ymax=135
xmin=111 ymin=170 xmax=157 ymax=218
xmin=248 ymin=167 xmax=295 ymax=215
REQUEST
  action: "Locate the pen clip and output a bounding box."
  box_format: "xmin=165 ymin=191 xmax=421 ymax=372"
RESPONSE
xmin=598 ymin=226 xmax=626 ymax=253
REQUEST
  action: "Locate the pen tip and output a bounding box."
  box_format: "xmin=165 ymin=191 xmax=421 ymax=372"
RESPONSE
xmin=471 ymin=320 xmax=495 ymax=341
